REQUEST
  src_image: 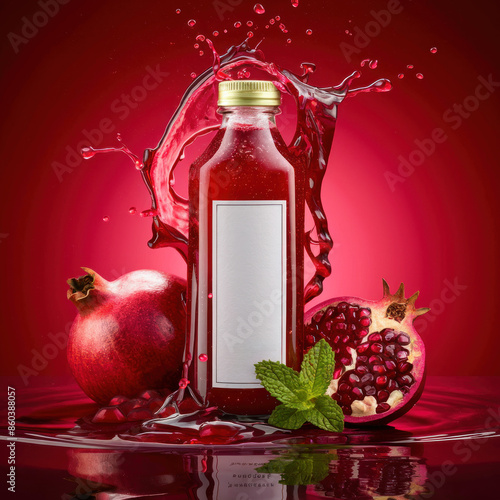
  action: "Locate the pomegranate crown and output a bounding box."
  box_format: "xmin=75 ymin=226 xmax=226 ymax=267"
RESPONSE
xmin=67 ymin=267 xmax=103 ymax=301
xmin=382 ymin=279 xmax=430 ymax=323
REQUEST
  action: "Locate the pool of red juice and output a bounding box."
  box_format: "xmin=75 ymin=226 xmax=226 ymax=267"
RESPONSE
xmin=1 ymin=376 xmax=499 ymax=499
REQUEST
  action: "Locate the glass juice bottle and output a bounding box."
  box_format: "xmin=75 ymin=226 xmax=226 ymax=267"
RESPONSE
xmin=187 ymin=80 xmax=304 ymax=415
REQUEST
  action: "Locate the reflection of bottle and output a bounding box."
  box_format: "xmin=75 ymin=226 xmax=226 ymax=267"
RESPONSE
xmin=187 ymin=80 xmax=304 ymax=415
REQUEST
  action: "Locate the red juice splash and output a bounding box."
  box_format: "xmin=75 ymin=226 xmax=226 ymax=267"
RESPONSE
xmin=141 ymin=40 xmax=391 ymax=303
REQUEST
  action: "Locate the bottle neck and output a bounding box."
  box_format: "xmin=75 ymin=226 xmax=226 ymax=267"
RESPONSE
xmin=219 ymin=106 xmax=279 ymax=129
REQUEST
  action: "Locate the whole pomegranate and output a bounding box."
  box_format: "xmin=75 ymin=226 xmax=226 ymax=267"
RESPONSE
xmin=304 ymin=280 xmax=429 ymax=425
xmin=67 ymin=267 xmax=186 ymax=405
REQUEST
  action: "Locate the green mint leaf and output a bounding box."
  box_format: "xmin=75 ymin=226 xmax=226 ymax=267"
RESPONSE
xmin=268 ymin=404 xmax=308 ymax=430
xmin=305 ymin=395 xmax=344 ymax=432
xmin=254 ymin=360 xmax=311 ymax=409
xmin=299 ymin=338 xmax=335 ymax=398
xmin=256 ymin=452 xmax=331 ymax=485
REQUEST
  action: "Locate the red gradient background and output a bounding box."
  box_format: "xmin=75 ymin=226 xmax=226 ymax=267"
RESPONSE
xmin=1 ymin=0 xmax=499 ymax=387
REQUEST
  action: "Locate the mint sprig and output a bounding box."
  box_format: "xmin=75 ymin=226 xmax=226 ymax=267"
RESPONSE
xmin=254 ymin=338 xmax=344 ymax=432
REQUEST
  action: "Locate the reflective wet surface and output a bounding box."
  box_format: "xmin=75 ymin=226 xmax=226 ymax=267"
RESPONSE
xmin=1 ymin=376 xmax=499 ymax=498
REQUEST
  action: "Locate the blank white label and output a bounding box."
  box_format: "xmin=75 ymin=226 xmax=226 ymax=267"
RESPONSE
xmin=212 ymin=200 xmax=286 ymax=388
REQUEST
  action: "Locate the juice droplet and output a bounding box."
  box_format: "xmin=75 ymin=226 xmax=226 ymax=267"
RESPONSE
xmin=81 ymin=147 xmax=96 ymax=159
xmin=190 ymin=72 xmax=196 ymax=78
xmin=208 ymin=293 xmax=213 ymax=298
xmin=234 ymin=21 xmax=242 ymax=28
xmin=306 ymin=28 xmax=312 ymax=35
xmin=179 ymin=378 xmax=190 ymax=389
xmin=369 ymin=59 xmax=378 ymax=69
xmin=416 ymin=73 xmax=424 ymax=79
xmin=246 ymin=20 xmax=253 ymax=27
xmin=129 ymin=207 xmax=136 ymax=214
xmin=254 ymin=3 xmax=265 ymax=14
xmin=279 ymin=23 xmax=286 ymax=31
xmin=292 ymin=0 xmax=299 ymax=6
xmin=199 ymin=354 xmax=208 ymax=362
xmin=116 ymin=133 xmax=122 ymax=141
xmin=102 ymin=216 xmax=110 ymax=222
xmin=287 ymin=38 xmax=292 ymax=44
xmin=430 ymin=47 xmax=437 ymax=54
xmin=212 ymin=30 xmax=219 ymax=36
xmin=265 ymin=24 xmax=269 ymax=29
xmin=199 ymin=50 xmax=204 ymax=56
xmin=187 ymin=19 xmax=196 ymax=27
xmin=175 ymin=8 xmax=181 ymax=14
xmin=194 ymin=43 xmax=199 ymax=49
xmin=140 ymin=209 xmax=156 ymax=218
xmin=407 ymin=64 xmax=414 ymax=69
xmin=247 ymin=31 xmax=254 ymax=38
xmin=196 ymin=34 xmax=205 ymax=42
xmin=275 ymin=15 xmax=280 ymax=21
xmin=223 ymin=29 xmax=227 ymax=33
xmin=398 ymin=73 xmax=404 ymax=79
xmin=269 ymin=18 xmax=275 ymax=25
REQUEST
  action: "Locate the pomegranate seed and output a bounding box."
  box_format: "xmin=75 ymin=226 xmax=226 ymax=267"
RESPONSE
xmin=337 ymin=323 xmax=347 ymax=330
xmin=372 ymin=364 xmax=386 ymax=374
xmin=385 ymin=360 xmax=397 ymax=371
xmin=397 ymin=361 xmax=413 ymax=373
xmin=337 ymin=302 xmax=348 ymax=311
xmin=359 ymin=308 xmax=371 ymax=318
xmin=361 ymin=373 xmax=374 ymax=384
xmin=365 ymin=385 xmax=376 ymax=396
xmin=376 ymin=403 xmax=391 ymax=413
xmin=387 ymin=379 xmax=398 ymax=391
xmin=357 ymin=355 xmax=368 ymax=363
xmin=342 ymin=335 xmax=350 ymax=343
xmin=386 ymin=370 xmax=397 ymax=379
xmin=148 ymin=399 xmax=163 ymax=413
xmin=333 ymin=367 xmax=342 ymax=379
xmin=338 ymin=383 xmax=350 ymax=393
xmin=347 ymin=309 xmax=357 ymax=320
xmin=139 ymin=390 xmax=162 ymax=400
xmin=369 ymin=355 xmax=383 ymax=364
xmin=358 ymin=343 xmax=370 ymax=354
xmin=356 ymin=365 xmax=369 ymax=375
xmin=359 ymin=317 xmax=371 ymax=327
xmin=376 ymin=375 xmax=388 ymax=387
xmin=334 ymin=313 xmax=346 ymax=322
xmin=383 ymin=329 xmax=396 ymax=342
xmin=385 ymin=343 xmax=397 ymax=356
xmin=305 ymin=334 xmax=315 ymax=345
xmin=92 ymin=407 xmax=127 ymax=424
xmin=370 ymin=343 xmax=384 ymax=354
xmin=340 ymin=357 xmax=351 ymax=366
xmin=349 ymin=373 xmax=360 ymax=385
xmin=340 ymin=394 xmax=353 ymax=406
xmin=368 ymin=332 xmax=382 ymax=342
xmin=333 ymin=335 xmax=340 ymax=344
xmin=352 ymin=387 xmax=364 ymax=398
xmin=378 ymin=390 xmax=389 ymax=402
xmin=397 ymin=333 xmax=410 ymax=345
xmin=109 ymin=395 xmax=129 ymax=405
xmin=324 ymin=307 xmax=335 ymax=319
xmin=357 ymin=328 xmax=369 ymax=338
xmin=396 ymin=349 xmax=409 ymax=360
xmin=344 ymin=406 xmax=353 ymax=415
xmin=398 ymin=374 xmax=414 ymax=386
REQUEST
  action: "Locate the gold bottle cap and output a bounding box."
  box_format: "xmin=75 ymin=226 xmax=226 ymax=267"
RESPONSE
xmin=218 ymin=80 xmax=281 ymax=106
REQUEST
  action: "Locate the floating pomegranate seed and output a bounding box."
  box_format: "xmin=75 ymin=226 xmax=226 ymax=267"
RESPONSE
xmin=92 ymin=407 xmax=127 ymax=424
xmin=109 ymin=395 xmax=129 ymax=405
xmin=376 ymin=403 xmax=391 ymax=413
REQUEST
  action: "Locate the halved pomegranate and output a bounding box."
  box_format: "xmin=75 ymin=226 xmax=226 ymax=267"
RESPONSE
xmin=304 ymin=280 xmax=429 ymax=425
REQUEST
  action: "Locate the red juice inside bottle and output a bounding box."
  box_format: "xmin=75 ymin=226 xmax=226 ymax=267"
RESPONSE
xmin=187 ymin=80 xmax=304 ymax=415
